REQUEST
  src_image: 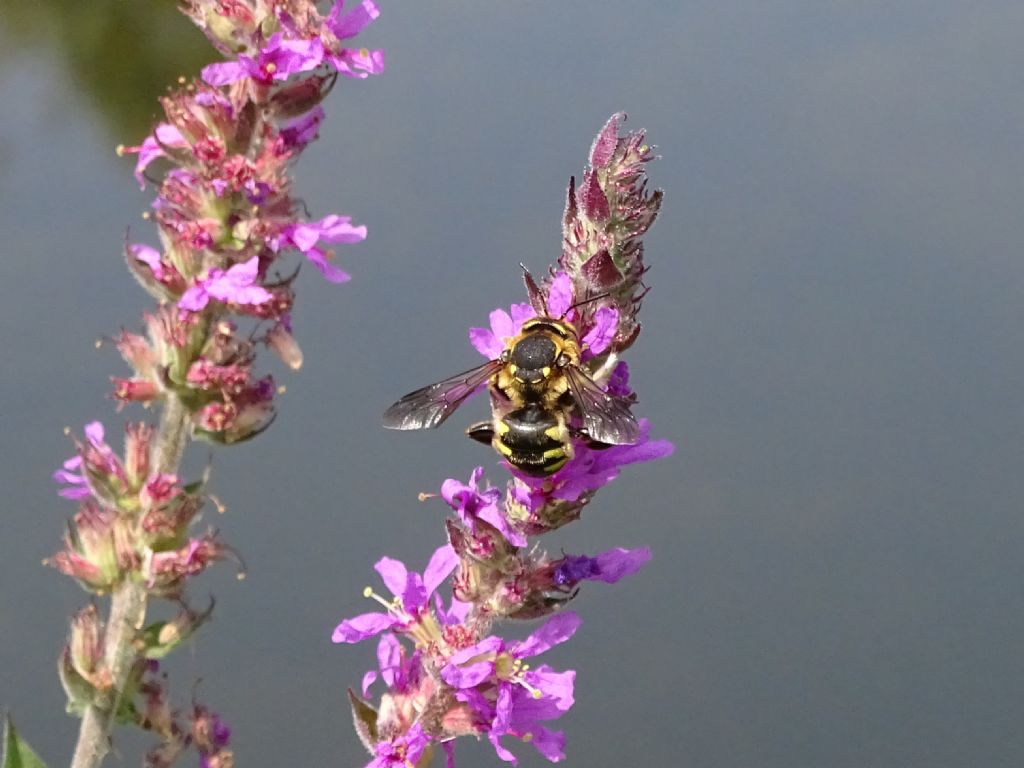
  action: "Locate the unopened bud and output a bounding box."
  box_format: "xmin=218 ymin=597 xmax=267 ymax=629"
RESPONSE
xmin=266 ymin=322 xmax=303 ymax=370
xmin=69 ymin=604 xmax=105 ymax=683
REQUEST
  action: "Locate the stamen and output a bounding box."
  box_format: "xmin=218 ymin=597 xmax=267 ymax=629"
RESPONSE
xmin=362 ymin=587 xmax=398 ymax=613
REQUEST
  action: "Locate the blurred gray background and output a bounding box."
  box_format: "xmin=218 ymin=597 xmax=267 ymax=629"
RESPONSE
xmin=4 ymin=1 xmax=1024 ymax=766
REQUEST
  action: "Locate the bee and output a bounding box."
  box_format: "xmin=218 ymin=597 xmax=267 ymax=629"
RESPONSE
xmin=382 ymin=313 xmax=638 ymax=476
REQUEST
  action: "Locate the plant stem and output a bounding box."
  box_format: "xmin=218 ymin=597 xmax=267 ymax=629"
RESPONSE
xmin=69 ymin=395 xmax=191 ymax=768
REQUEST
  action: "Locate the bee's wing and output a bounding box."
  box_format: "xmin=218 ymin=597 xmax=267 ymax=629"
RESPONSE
xmin=382 ymin=359 xmax=503 ymax=430
xmin=564 ymin=365 xmax=640 ymax=445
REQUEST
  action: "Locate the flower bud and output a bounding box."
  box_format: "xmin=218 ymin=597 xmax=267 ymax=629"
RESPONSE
xmin=270 ymin=76 xmax=334 ymax=118
xmin=124 ymin=423 xmax=155 ymax=489
xmin=49 ymin=502 xmax=124 ymax=592
xmin=265 ymin=321 xmax=303 ymax=370
xmin=141 ymin=599 xmax=215 ymax=660
xmin=59 ymin=646 xmax=96 ymax=715
xmin=68 ymin=604 xmax=107 ymax=687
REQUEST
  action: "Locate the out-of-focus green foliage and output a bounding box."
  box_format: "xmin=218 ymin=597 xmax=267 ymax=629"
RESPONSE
xmin=1 ymin=0 xmax=213 ymax=141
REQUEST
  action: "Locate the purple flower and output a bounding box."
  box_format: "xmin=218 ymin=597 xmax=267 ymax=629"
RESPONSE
xmin=604 ymin=360 xmax=632 ymax=398
xmin=332 ymin=545 xmax=457 ymax=644
xmin=580 ymin=305 xmax=617 ymax=357
xmin=361 ymin=633 xmax=421 ymax=697
xmin=280 ymin=106 xmax=325 ymax=150
xmin=53 ymin=422 xmax=113 ymax=500
xmin=325 ymin=0 xmax=386 ymax=78
xmin=441 ymin=467 xmax=526 ymax=547
xmin=54 ymin=456 xmax=90 ymax=500
xmin=202 ymin=34 xmax=325 ymax=86
xmin=490 ymin=687 xmax=568 ymax=764
xmin=367 ymin=722 xmax=430 ymax=768
xmin=552 ymin=547 xmax=651 ymax=588
xmin=544 ymin=271 xmax=618 ymax=356
xmin=517 ymin=419 xmax=673 ymax=503
xmin=456 ymin=686 xmax=569 ymax=764
xmin=441 ymin=612 xmax=579 ymax=713
xmin=469 ymin=303 xmax=536 ymax=358
xmin=272 ymin=214 xmax=367 ymax=283
xmin=122 ymin=123 xmax=186 ymax=188
xmin=178 ymin=257 xmax=274 ymax=312
xmin=546 ymin=273 xmax=574 ymax=318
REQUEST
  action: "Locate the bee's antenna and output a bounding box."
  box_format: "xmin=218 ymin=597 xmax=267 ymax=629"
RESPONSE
xmin=566 ymin=291 xmax=612 ymax=315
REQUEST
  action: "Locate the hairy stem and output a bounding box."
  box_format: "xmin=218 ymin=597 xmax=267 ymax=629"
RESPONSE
xmin=69 ymin=395 xmax=191 ymax=768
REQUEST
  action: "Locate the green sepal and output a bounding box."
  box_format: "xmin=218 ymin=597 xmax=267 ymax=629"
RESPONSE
xmin=347 ymin=688 xmax=379 ymax=755
xmin=2 ymin=715 xmax=48 ymax=768
xmin=139 ymin=598 xmax=215 ymax=659
xmin=57 ymin=648 xmax=95 ymax=717
xmin=192 ymin=410 xmax=277 ymax=445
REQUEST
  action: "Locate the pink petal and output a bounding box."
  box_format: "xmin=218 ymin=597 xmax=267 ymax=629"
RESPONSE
xmin=374 ymin=556 xmax=409 ymax=598
xmin=328 ymin=0 xmax=380 ymax=39
xmin=514 ymin=612 xmax=581 ymax=658
xmin=469 ymin=327 xmax=502 ymax=358
xmin=332 ymin=612 xmax=396 ymax=643
xmin=489 ymin=308 xmax=514 ymax=340
xmin=361 ymin=670 xmax=378 ymax=696
xmin=304 ymin=247 xmax=353 ymax=283
xmin=581 ymin=306 xmax=618 ymax=356
xmin=547 ymin=273 xmax=574 ymax=317
xmin=178 ymin=285 xmax=211 ymax=312
xmin=314 ymin=214 xmax=368 ymax=244
xmin=84 ymin=421 xmax=105 ymax=445
xmin=423 ymin=545 xmax=458 ymax=596
xmin=201 ymin=60 xmax=247 ymax=86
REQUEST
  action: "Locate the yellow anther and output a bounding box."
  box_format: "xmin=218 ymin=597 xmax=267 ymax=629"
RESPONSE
xmin=360 ymin=47 xmax=369 ymax=58
xmin=115 ymin=144 xmax=126 ymax=156
xmin=522 ymin=732 xmax=534 ymax=743
xmin=277 ymin=385 xmax=287 ymax=395
xmin=363 ymin=586 xmax=374 ymax=598
xmin=236 ymin=573 xmax=247 ymax=581
xmin=265 ymin=62 xmax=277 ymax=74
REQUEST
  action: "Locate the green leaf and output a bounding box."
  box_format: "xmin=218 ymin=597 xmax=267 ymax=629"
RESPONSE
xmin=347 ymin=688 xmax=379 ymax=755
xmin=2 ymin=715 xmax=48 ymax=768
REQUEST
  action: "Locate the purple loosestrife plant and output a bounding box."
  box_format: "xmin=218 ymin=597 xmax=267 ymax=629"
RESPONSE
xmin=7 ymin=2 xmax=384 ymax=767
xmin=335 ymin=115 xmax=670 ymax=766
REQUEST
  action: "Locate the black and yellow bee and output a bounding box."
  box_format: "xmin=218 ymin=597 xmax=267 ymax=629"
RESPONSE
xmin=382 ymin=314 xmax=638 ymax=476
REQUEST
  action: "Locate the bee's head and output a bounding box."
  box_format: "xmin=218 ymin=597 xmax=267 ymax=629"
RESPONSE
xmin=509 ymin=333 xmax=558 ymax=383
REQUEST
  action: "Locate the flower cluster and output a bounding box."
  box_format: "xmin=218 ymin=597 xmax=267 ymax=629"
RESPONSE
xmin=51 ymin=421 xmax=230 ymax=712
xmin=117 ymin=0 xmax=381 ymax=443
xmin=131 ymin=662 xmax=234 ymax=768
xmin=336 ymin=115 xmax=668 ymax=766
xmin=45 ymin=1 xmax=383 ymax=765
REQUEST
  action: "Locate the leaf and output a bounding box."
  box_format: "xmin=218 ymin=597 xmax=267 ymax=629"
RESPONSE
xmin=347 ymin=688 xmax=378 ymax=755
xmin=2 ymin=715 xmax=48 ymax=768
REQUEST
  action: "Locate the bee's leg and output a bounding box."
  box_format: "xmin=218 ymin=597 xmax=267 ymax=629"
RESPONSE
xmin=465 ymin=421 xmax=495 ymax=445
xmin=569 ymin=426 xmax=612 ymax=450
